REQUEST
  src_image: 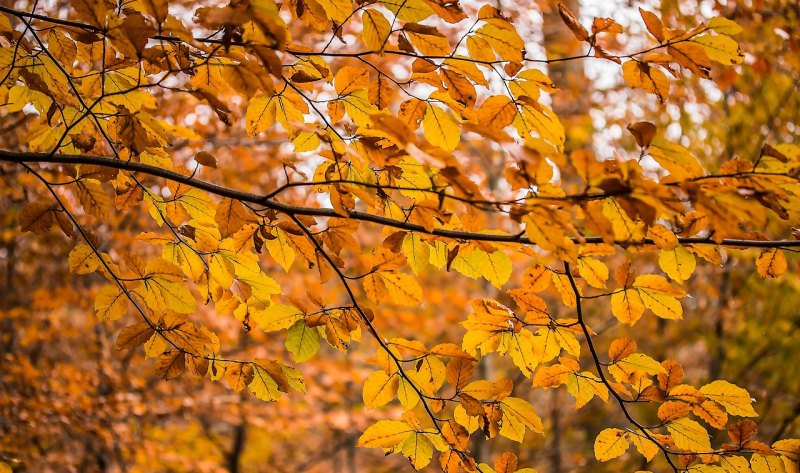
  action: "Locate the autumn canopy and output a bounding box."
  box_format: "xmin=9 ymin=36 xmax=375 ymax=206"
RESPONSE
xmin=1 ymin=0 xmax=799 ymax=471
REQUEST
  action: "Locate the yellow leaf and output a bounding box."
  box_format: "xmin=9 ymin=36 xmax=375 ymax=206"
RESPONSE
xmin=453 ymin=404 xmax=479 ymax=433
xmin=315 ymin=0 xmax=351 ymax=23
xmin=719 ymin=456 xmax=751 ymax=473
xmin=648 ymin=224 xmax=679 ymax=250
xmin=594 ymin=428 xmax=629 ymax=462
xmin=246 ymin=95 xmax=276 ymax=135
xmin=249 ymin=362 xmax=281 ymax=401
xmin=551 ymin=273 xmax=577 ymax=308
xmin=602 ymin=198 xmax=645 ymax=241
xmin=629 ymin=433 xmax=660 ymax=461
xmin=514 ymin=99 xmax=565 ymax=148
xmin=422 ymin=104 xmax=460 ymax=151
xmin=577 ymin=257 xmax=609 ymax=288
xmin=252 ymin=304 xmax=304 ymax=332
xmin=399 ymin=432 xmax=434 ymax=470
xmin=622 ymin=60 xmax=670 ymax=103
xmin=292 ymin=131 xmax=320 ymax=152
xmin=76 ymin=179 xmax=111 ymax=218
xmin=659 ymin=247 xmax=696 ymax=283
xmin=405 ymin=24 xmax=450 ymax=56
xmin=475 ymin=22 xmax=524 ymax=62
xmin=342 ymin=89 xmax=378 ymax=127
xmin=265 ymin=227 xmax=296 ymax=272
xmin=143 ymin=332 xmax=168 ymax=358
xmin=286 ymin=321 xmax=320 ymax=362
xmin=358 ymin=420 xmax=415 ymax=448
xmin=381 ymin=0 xmax=433 ymax=22
xmin=362 ymin=9 xmax=391 ymax=51
xmin=379 ymin=272 xmax=423 ymax=306
xmin=397 ymin=377 xmax=419 ymax=410
xmin=334 ymin=65 xmax=370 ymax=96
xmin=750 ymin=454 xmax=785 ymax=473
xmin=634 ymin=274 xmax=685 ymax=320
xmin=567 ymin=371 xmax=608 ymax=408
xmin=500 ymin=397 xmax=544 ymax=442
xmin=402 ymin=232 xmax=430 ymax=275
xmin=667 ymin=417 xmax=711 ymax=452
xmin=69 ymin=243 xmax=101 ymax=274
xmin=708 ymin=17 xmax=743 ymax=35
xmin=95 ymin=285 xmax=128 ymax=321
xmin=616 ymin=353 xmax=666 ymax=376
xmin=648 ymin=137 xmax=706 ymax=180
xmin=692 ymin=35 xmax=743 ymax=65
xmin=756 ymin=249 xmax=787 ymax=278
xmin=484 ymin=250 xmax=512 ymax=289
xmin=699 ymin=380 xmax=758 ymax=417
xmin=363 ymin=370 xmax=399 ymax=408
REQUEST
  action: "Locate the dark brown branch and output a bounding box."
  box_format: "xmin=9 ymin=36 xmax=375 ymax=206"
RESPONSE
xmin=3 ymin=151 xmax=800 ymax=250
xmin=563 ymin=262 xmax=680 ymax=472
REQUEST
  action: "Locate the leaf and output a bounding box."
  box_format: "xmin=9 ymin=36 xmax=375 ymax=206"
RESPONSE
xmin=756 ymin=249 xmax=787 ymax=278
xmin=499 ymin=396 xmax=544 ymax=441
xmin=252 ymin=304 xmax=304 ymax=332
xmin=402 ymin=232 xmax=430 ymax=275
xmin=246 ymin=95 xmax=276 ymax=135
xmin=76 ymin=179 xmax=111 ymax=218
xmin=699 ymin=380 xmax=758 ymax=417
xmin=474 ymin=21 xmax=524 ymax=63
xmin=249 ymin=362 xmax=281 ymax=401
xmin=478 ymin=95 xmax=517 ymax=130
xmin=627 ymin=121 xmax=657 ymax=148
xmin=399 ymin=432 xmax=434 ymax=469
xmin=750 ymin=454 xmax=786 ymax=473
xmin=611 ymin=290 xmax=645 ymax=325
xmin=659 ymin=247 xmax=696 ymax=283
xmin=18 ymin=202 xmax=55 ymax=234
xmin=334 ymin=66 xmax=370 ymax=96
xmin=404 ymin=23 xmax=450 ymax=56
xmin=639 ymin=8 xmax=665 ymax=42
xmin=558 ymin=3 xmax=589 ymax=41
xmin=422 ymin=104 xmax=460 ymax=151
xmin=692 ymin=35 xmax=743 ymax=65
xmin=629 ymin=433 xmax=660 ymax=461
xmin=226 ymin=363 xmax=255 ymax=392
xmin=484 ymin=251 xmax=512 ymax=289
xmin=95 ymin=285 xmax=128 ymax=321
xmin=577 ymin=257 xmax=608 ymax=288
xmin=379 ymin=272 xmax=424 ymax=306
xmin=292 ymin=131 xmax=320 ymax=152
xmin=633 ymin=274 xmax=685 ymax=320
xmin=708 ymin=17 xmax=743 ymax=35
xmin=594 ymin=428 xmax=629 ymax=462
xmin=68 ymin=244 xmax=100 ymax=274
xmin=667 ymin=417 xmax=712 ymax=452
xmin=155 ymin=350 xmax=186 ymax=380
xmin=494 ymin=452 xmax=518 ymax=473
xmin=316 ymin=0 xmax=351 ymax=23
xmin=265 ymin=227 xmax=296 ymax=272
xmin=358 ymin=420 xmax=415 ymax=448
xmin=286 ymin=321 xmax=320 ymax=362
xmin=381 ymin=0 xmax=434 ymax=23
xmin=362 ymin=9 xmax=391 ymax=51
xmin=363 ymin=371 xmax=399 ymax=408
xmin=622 ymin=61 xmax=670 ymax=103
xmin=116 ymin=323 xmax=155 ymax=350
xmin=608 ymin=338 xmax=637 ymax=363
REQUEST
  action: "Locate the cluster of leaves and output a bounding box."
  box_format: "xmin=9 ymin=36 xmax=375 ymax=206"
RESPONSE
xmin=1 ymin=0 xmax=800 ymax=471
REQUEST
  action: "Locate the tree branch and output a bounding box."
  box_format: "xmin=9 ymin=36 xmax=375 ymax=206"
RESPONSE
xmin=4 ymin=151 xmax=799 ymax=250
